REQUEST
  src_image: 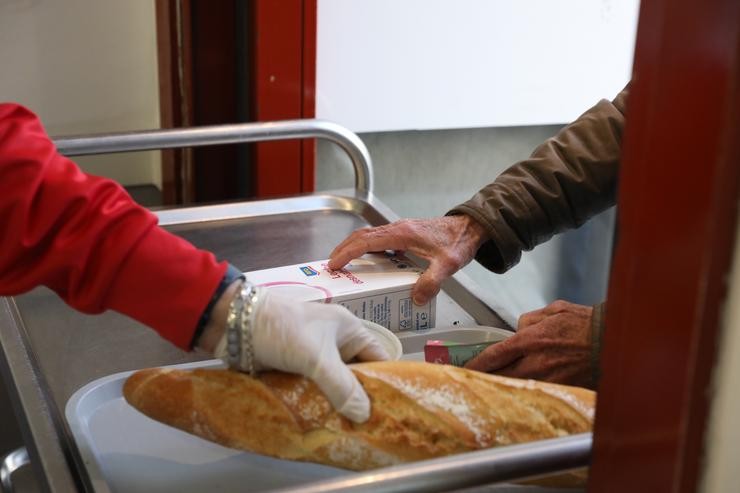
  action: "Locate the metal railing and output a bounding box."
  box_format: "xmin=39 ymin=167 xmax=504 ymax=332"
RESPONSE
xmin=272 ymin=434 xmax=592 ymax=493
xmin=54 ymin=119 xmax=374 ymax=194
xmin=0 ymin=447 xmax=29 ymax=493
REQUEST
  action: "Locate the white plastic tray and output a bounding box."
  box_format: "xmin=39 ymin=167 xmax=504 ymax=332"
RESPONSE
xmin=65 ymin=359 xmax=349 ymax=493
xmin=65 ymin=327 xmax=581 ymax=493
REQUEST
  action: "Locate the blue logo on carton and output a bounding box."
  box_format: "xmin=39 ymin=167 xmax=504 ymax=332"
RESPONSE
xmin=300 ymin=266 xmax=319 ymax=277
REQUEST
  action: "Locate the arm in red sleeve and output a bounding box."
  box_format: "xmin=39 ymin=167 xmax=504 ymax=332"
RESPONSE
xmin=0 ymin=103 xmax=226 ymax=349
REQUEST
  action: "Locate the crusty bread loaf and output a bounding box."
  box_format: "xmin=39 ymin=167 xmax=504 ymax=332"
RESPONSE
xmin=123 ymin=361 xmax=594 ymax=487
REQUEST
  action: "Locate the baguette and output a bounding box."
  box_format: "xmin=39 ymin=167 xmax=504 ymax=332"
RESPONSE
xmin=124 ymin=361 xmax=594 ymax=487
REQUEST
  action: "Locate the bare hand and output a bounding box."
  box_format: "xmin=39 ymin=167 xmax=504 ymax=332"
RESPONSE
xmin=328 ymin=215 xmax=488 ymax=305
xmin=465 ymin=300 xmax=594 ymax=388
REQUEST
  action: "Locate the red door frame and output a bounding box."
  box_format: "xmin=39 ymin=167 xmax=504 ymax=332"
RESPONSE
xmin=156 ymin=0 xmax=316 ymax=203
xmin=589 ymin=0 xmax=740 ymax=490
xmin=250 ymin=0 xmax=316 ymax=197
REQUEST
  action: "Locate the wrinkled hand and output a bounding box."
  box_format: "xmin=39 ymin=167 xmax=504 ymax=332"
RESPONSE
xmin=214 ymin=289 xmax=389 ymax=423
xmin=328 ymin=215 xmax=488 ymax=305
xmin=465 ymin=300 xmax=594 ymax=388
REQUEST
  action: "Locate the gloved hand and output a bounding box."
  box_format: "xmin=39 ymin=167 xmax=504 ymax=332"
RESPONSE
xmin=215 ymin=288 xmax=389 ymax=423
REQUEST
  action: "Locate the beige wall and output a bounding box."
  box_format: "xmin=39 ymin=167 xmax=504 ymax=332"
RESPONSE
xmin=701 ymin=208 xmax=740 ymax=492
xmin=0 ymin=0 xmax=161 ymax=188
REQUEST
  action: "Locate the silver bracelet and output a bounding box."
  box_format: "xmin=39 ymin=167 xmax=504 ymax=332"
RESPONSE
xmin=225 ymin=281 xmax=259 ymax=376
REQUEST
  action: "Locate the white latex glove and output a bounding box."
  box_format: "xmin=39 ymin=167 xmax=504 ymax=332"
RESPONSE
xmin=215 ymin=288 xmax=389 ymax=423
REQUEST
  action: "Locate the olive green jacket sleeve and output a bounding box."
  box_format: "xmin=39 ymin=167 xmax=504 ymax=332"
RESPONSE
xmin=447 ymin=85 xmax=629 ymax=274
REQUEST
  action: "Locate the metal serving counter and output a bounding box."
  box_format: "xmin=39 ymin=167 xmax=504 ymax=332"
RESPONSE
xmin=0 ymin=121 xmax=590 ymax=492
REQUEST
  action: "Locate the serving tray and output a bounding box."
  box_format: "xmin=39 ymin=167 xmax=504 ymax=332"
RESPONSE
xmin=65 ymin=359 xmax=349 ymax=493
xmin=65 ymin=347 xmax=581 ymax=493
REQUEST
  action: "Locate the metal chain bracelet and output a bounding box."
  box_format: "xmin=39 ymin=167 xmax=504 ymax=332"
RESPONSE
xmin=225 ymin=280 xmax=259 ymax=377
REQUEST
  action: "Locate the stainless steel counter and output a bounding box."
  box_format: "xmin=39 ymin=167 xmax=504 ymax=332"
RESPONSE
xmin=0 ymin=121 xmax=589 ymax=492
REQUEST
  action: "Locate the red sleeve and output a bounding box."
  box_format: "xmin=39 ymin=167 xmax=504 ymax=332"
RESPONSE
xmin=0 ymin=103 xmax=226 ymax=349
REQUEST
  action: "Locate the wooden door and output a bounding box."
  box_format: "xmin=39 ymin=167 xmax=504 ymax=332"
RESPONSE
xmin=589 ymin=0 xmax=740 ymax=490
xmin=155 ymin=0 xmax=316 ymax=204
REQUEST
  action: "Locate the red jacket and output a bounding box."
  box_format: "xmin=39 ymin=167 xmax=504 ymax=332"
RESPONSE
xmin=0 ymin=103 xmax=225 ymax=349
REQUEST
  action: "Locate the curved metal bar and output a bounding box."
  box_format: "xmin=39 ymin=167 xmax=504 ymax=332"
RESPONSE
xmin=0 ymin=447 xmax=29 ymax=493
xmin=271 ymin=433 xmax=592 ymax=493
xmin=53 ymin=119 xmax=374 ymax=194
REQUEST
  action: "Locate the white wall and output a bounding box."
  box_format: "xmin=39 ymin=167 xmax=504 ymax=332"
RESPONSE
xmin=0 ymin=0 xmax=161 ymax=188
xmin=317 ymin=0 xmax=639 ymax=133
xmin=701 ymin=210 xmax=740 ymax=492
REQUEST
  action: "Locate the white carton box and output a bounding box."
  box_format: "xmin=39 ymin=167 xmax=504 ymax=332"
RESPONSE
xmin=244 ymin=253 xmax=435 ymax=332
